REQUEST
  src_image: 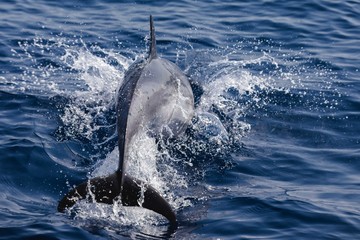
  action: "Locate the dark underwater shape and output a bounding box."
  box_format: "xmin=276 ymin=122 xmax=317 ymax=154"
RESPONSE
xmin=57 ymin=15 xmax=195 ymax=226
xmin=57 ymin=172 xmax=176 ymax=224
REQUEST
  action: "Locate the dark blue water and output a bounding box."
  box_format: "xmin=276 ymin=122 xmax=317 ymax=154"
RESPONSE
xmin=1 ymin=0 xmax=359 ymax=239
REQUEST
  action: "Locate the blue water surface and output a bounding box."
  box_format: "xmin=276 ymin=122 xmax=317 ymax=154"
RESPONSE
xmin=0 ymin=0 xmax=359 ymax=239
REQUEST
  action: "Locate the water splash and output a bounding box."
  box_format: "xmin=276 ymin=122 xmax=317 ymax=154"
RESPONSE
xmin=11 ymin=36 xmax=133 ymax=140
xmin=58 ymin=44 xmax=131 ymax=140
xmin=9 ymin=33 xmax=344 ymax=235
xmin=56 ymin=42 xmax=276 ymax=227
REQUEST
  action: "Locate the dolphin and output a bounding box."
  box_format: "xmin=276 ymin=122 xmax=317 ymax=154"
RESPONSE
xmin=58 ymin=16 xmax=194 ymax=225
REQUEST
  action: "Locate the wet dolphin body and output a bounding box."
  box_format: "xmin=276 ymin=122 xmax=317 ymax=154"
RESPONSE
xmin=58 ymin=16 xmax=194 ymax=225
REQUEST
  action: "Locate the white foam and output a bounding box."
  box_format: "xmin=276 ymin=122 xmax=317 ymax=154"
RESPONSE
xmin=200 ymin=54 xmax=274 ymax=114
xmin=56 ymin=42 xmax=133 ymax=139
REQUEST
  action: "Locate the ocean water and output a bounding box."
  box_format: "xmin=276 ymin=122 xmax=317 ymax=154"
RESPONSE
xmin=0 ymin=0 xmax=359 ymax=239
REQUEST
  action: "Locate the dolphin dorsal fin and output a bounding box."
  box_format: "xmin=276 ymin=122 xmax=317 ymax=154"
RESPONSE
xmin=149 ymin=15 xmax=158 ymax=59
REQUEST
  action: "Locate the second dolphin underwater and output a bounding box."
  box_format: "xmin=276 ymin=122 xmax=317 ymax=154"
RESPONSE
xmin=58 ymin=16 xmax=195 ymax=225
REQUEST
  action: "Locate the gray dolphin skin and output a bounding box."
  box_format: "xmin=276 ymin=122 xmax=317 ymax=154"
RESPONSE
xmin=58 ymin=16 xmax=194 ymax=225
